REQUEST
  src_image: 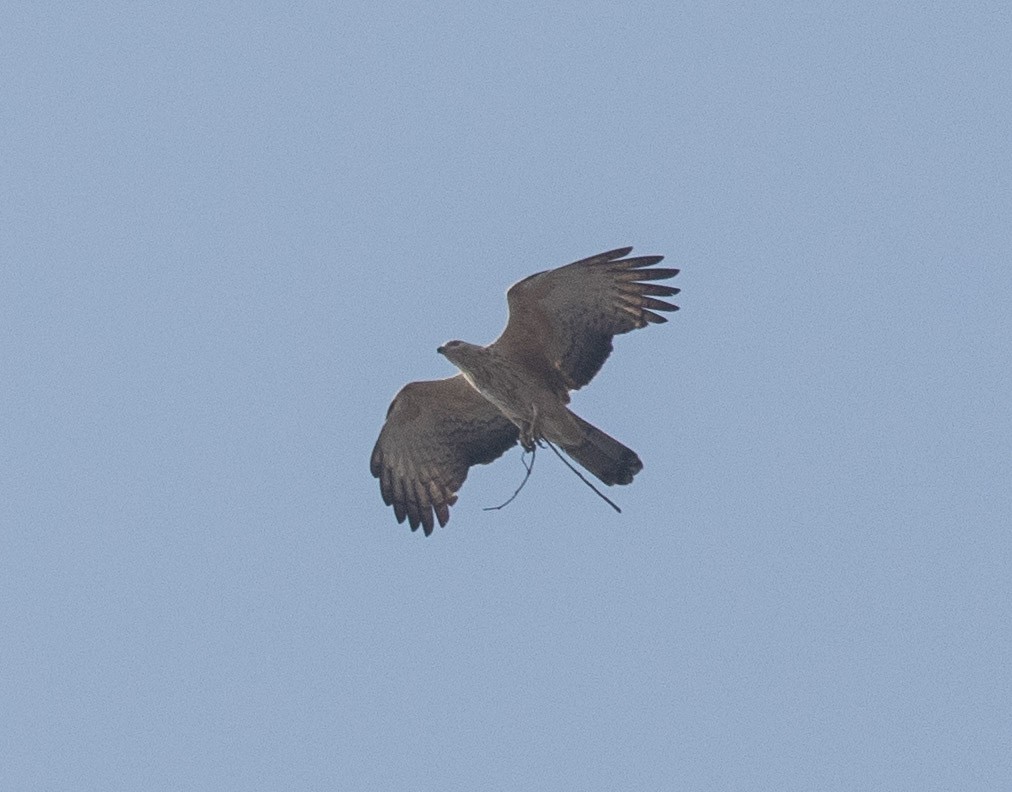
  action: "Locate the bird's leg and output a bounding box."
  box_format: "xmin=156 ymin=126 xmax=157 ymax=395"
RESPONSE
xmin=519 ymin=424 xmax=536 ymax=453
xmin=519 ymin=403 xmax=540 ymax=453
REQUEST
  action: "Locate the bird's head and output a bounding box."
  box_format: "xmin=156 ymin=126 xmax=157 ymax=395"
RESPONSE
xmin=437 ymin=340 xmax=480 ymax=367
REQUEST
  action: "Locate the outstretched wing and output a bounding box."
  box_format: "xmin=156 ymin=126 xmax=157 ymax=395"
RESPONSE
xmin=492 ymin=247 xmax=679 ymax=392
xmin=370 ymin=375 xmax=519 ymax=535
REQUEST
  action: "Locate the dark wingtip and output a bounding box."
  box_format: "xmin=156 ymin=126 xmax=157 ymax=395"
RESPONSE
xmin=641 ymin=284 xmax=680 ymax=297
xmin=642 ymin=297 xmax=678 ymax=312
xmin=572 ymin=247 xmax=634 ymax=267
xmin=624 ymin=255 xmax=665 ymax=269
xmin=605 ymin=246 xmax=635 ymax=259
xmin=636 ymin=267 xmax=679 ymax=281
xmin=420 ymin=507 xmax=434 ymax=536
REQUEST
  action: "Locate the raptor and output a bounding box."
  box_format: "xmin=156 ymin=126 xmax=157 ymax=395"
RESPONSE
xmin=370 ymin=247 xmax=679 ymax=534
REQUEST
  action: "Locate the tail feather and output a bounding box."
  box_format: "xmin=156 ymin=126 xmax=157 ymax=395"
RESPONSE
xmin=560 ymin=411 xmax=643 ymax=485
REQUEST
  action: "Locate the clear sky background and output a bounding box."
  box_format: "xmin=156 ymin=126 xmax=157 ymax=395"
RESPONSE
xmin=3 ymin=3 xmax=1009 ymax=790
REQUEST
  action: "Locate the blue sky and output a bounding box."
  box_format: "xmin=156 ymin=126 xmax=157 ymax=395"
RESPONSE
xmin=3 ymin=2 xmax=1010 ymax=789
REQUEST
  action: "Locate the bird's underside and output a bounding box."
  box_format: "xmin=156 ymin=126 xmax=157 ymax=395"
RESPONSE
xmin=370 ymin=246 xmax=679 ymax=535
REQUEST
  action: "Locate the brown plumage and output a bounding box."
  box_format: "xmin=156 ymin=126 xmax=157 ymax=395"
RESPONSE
xmin=370 ymin=247 xmax=679 ymax=535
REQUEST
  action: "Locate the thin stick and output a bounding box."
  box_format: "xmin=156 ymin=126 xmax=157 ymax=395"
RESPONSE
xmin=542 ymin=438 xmax=622 ymax=513
xmin=483 ymin=445 xmax=536 ymax=511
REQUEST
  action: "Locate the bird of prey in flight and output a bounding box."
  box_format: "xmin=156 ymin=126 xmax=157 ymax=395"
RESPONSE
xmin=370 ymin=247 xmax=679 ymax=535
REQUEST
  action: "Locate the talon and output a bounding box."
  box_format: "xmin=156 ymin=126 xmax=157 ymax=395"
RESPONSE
xmin=519 ymin=422 xmax=536 ymax=453
xmin=520 ymin=404 xmax=540 ymax=453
